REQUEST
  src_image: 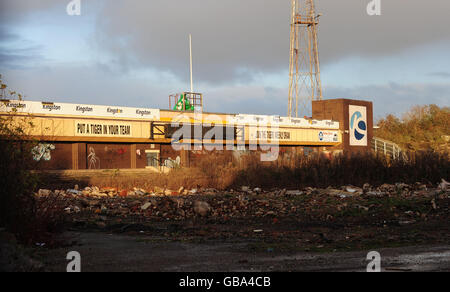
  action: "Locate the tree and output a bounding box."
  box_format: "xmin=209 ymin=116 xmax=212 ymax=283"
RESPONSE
xmin=375 ymin=105 xmax=450 ymax=151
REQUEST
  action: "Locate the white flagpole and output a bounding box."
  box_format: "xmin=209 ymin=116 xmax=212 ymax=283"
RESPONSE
xmin=189 ymin=34 xmax=194 ymax=93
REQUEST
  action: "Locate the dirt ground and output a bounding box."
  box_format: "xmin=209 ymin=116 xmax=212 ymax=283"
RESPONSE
xmin=34 ymin=231 xmax=450 ymax=272
xmin=5 ymin=183 xmax=450 ymax=272
xmin=34 ymin=212 xmax=450 ymax=272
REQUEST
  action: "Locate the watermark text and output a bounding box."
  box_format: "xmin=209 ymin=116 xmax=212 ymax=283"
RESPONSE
xmin=367 ymin=0 xmax=382 ymax=16
xmin=67 ymin=0 xmax=81 ymax=16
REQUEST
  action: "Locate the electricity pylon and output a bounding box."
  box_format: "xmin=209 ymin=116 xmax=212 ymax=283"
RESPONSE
xmin=288 ymin=0 xmax=323 ymax=118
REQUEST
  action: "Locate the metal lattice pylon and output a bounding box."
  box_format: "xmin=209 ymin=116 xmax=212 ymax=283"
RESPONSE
xmin=288 ymin=0 xmax=323 ymax=118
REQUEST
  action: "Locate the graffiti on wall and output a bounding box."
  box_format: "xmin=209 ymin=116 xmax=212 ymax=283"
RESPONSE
xmin=117 ymin=147 xmax=126 ymax=155
xmin=164 ymin=156 xmax=181 ymax=168
xmin=87 ymin=147 xmax=101 ymax=169
xmin=32 ymin=143 xmax=55 ymax=161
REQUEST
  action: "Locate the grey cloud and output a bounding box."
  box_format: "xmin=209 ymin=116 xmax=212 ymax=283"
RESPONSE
xmin=428 ymin=72 xmax=450 ymax=78
xmin=93 ymin=0 xmax=290 ymax=84
xmin=0 ymin=28 xmax=43 ymax=69
xmin=2 ymin=0 xmax=450 ymax=84
xmin=317 ymin=0 xmax=450 ymax=62
xmin=0 ymin=29 xmax=16 ymax=42
xmin=202 ymin=85 xmax=287 ymax=115
xmin=325 ymin=82 xmax=450 ymax=121
xmin=91 ymin=0 xmax=450 ymax=84
xmin=1 ymin=0 xmax=450 ymax=118
xmin=1 ymin=64 xmax=171 ymax=108
xmin=0 ymin=51 xmax=39 ymax=69
xmin=205 ymin=82 xmax=450 ymax=118
xmin=0 ymin=0 xmax=62 ymax=21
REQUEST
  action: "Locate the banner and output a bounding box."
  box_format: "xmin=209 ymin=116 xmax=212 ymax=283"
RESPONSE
xmin=0 ymin=100 xmax=160 ymax=120
xmin=249 ymin=128 xmax=292 ymax=142
xmin=318 ymin=130 xmax=339 ymax=143
xmin=74 ymin=120 xmax=132 ymax=137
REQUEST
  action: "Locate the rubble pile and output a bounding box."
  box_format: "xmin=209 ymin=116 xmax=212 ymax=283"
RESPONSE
xmin=35 ymin=180 xmax=450 ymax=225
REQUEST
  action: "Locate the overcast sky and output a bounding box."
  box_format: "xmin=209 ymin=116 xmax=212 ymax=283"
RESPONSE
xmin=1 ymin=0 xmax=449 ymax=120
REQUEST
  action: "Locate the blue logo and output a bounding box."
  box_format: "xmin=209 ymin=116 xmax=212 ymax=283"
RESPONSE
xmin=319 ymin=132 xmax=324 ymax=141
xmin=350 ymin=111 xmax=367 ymax=141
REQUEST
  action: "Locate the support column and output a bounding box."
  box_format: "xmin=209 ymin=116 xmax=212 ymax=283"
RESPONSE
xmin=72 ymin=143 xmax=79 ymax=170
xmin=131 ymin=144 xmax=137 ymax=169
xmin=181 ymin=149 xmax=190 ymax=168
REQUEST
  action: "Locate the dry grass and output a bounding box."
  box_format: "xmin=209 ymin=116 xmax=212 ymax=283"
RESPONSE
xmin=84 ymin=151 xmax=239 ymax=191
xmin=78 ymin=150 xmax=449 ymax=191
xmin=233 ymin=151 xmax=449 ymax=189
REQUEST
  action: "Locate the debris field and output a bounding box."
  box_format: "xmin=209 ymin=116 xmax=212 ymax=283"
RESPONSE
xmin=34 ymin=181 xmax=450 ymax=252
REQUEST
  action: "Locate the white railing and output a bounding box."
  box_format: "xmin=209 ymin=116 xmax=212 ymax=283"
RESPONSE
xmin=372 ymin=137 xmax=408 ymax=161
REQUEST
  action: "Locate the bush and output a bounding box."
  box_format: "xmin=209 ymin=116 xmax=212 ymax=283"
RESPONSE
xmin=376 ymin=105 xmax=450 ymax=151
xmin=0 ymin=114 xmax=66 ymax=245
xmin=0 ymin=115 xmax=38 ymax=228
xmin=230 ymin=150 xmax=449 ymax=189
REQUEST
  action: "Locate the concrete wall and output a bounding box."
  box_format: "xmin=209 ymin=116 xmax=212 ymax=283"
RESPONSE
xmin=30 ymin=142 xmax=317 ymax=171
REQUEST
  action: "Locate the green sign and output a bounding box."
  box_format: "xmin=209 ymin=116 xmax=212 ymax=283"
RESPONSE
xmin=173 ymin=94 xmax=195 ymax=111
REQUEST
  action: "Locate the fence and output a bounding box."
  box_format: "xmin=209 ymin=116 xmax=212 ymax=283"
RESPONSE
xmin=372 ymin=137 xmax=408 ymax=161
